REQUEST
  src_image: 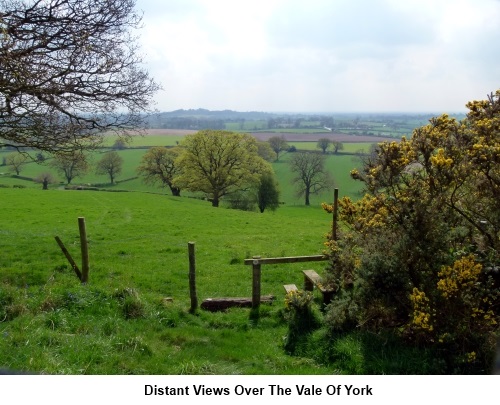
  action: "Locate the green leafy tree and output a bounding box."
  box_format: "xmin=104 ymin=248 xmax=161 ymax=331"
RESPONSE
xmin=50 ymin=152 xmax=88 ymax=184
xmin=256 ymin=141 xmax=277 ymax=162
xmin=6 ymin=153 xmax=28 ymax=175
xmin=317 ymin=138 xmax=331 ymax=154
xmin=137 ymin=147 xmax=182 ymax=196
xmin=175 ymin=130 xmax=271 ymax=207
xmin=268 ymin=135 xmax=289 ymax=161
xmin=96 ymin=151 xmax=123 ymax=184
xmin=256 ymin=172 xmax=280 ymax=213
xmin=112 ymin=139 xmax=127 ymax=150
xmin=289 ymin=152 xmax=333 ymax=206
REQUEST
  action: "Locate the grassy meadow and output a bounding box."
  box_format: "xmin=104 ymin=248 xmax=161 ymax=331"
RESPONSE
xmin=0 ymin=188 xmax=439 ymax=375
xmin=2 ymin=133 xmax=441 ymax=375
xmin=0 ymin=187 xmax=333 ymax=374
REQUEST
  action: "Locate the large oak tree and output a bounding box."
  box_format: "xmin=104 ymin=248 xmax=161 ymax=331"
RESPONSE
xmin=0 ymin=0 xmax=159 ymax=154
xmin=175 ymin=130 xmax=271 ymax=207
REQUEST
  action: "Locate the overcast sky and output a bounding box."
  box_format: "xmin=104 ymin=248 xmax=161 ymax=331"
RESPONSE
xmin=135 ymin=0 xmax=500 ymax=113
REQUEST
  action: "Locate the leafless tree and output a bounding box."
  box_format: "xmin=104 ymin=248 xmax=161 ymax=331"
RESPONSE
xmin=316 ymin=138 xmax=331 ymax=154
xmin=289 ymin=152 xmax=333 ymax=206
xmin=0 ymin=0 xmax=160 ymax=154
xmin=332 ymin=141 xmax=344 ymax=154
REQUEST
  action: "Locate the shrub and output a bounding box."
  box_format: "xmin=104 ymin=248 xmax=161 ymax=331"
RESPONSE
xmin=320 ymin=91 xmax=500 ymax=373
xmin=122 ymin=296 xmax=145 ymax=319
xmin=283 ymin=289 xmax=320 ymax=354
xmin=224 ymin=190 xmax=256 ymax=212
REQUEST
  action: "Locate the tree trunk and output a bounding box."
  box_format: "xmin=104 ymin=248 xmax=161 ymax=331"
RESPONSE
xmin=169 ymin=185 xmax=181 ymax=196
xmin=42 ymin=179 xmax=48 ymax=190
xmin=212 ymin=194 xmax=220 ymax=207
xmin=305 ymin=189 xmax=310 ymax=206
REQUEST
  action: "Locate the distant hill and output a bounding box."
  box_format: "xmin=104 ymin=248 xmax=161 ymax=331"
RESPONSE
xmin=146 ymin=109 xmax=277 ymax=130
xmin=145 ymin=109 xmax=467 ymax=132
xmin=159 ymin=109 xmax=275 ymax=119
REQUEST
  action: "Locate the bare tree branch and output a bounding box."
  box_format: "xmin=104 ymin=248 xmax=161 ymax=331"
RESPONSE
xmin=0 ymin=0 xmax=160 ymax=154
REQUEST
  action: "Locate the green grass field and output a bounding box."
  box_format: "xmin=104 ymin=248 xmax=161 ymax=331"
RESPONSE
xmin=0 ymin=188 xmax=333 ymax=374
xmin=287 ymin=142 xmax=374 ymax=154
xmin=0 ymin=187 xmax=440 ymax=375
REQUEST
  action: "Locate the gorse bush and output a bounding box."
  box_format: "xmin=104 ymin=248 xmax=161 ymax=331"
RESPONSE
xmin=321 ymin=90 xmax=500 ymax=373
xmin=283 ymin=289 xmax=320 ymax=354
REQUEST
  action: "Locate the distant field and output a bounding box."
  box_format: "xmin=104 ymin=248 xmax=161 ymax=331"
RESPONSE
xmin=289 ymin=142 xmax=374 ymax=154
xmin=0 ymin=147 xmax=364 ymax=204
xmin=107 ymin=129 xmax=398 ymax=145
xmin=1 ymin=129 xmax=369 ymax=203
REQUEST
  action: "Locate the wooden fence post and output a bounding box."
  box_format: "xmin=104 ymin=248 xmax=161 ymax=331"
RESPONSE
xmin=78 ymin=217 xmax=89 ymax=283
xmin=332 ymin=188 xmax=339 ymax=241
xmin=252 ymin=256 xmax=261 ymax=309
xmin=54 ymin=236 xmax=82 ymax=281
xmin=188 ymin=242 xmax=198 ymax=313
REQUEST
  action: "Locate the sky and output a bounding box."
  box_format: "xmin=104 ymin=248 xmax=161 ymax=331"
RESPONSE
xmin=135 ymin=0 xmax=500 ymax=113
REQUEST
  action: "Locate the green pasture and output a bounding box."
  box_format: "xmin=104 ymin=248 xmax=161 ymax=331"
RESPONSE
xmin=0 ymin=188 xmax=333 ymax=374
xmin=289 ymin=142 xmax=375 ymax=154
xmin=224 ymin=121 xmax=268 ymax=131
xmin=1 ymin=141 xmax=365 ymax=203
xmin=272 ymin=153 xmax=363 ymax=205
xmin=0 ymin=188 xmax=330 ymax=294
xmin=0 ymin=187 xmax=441 ymax=375
xmin=101 ymin=134 xmax=184 ymax=148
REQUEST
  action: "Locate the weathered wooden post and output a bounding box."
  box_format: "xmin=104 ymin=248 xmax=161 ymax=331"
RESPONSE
xmin=54 ymin=236 xmax=82 ymax=281
xmin=251 ymin=256 xmax=261 ymax=309
xmin=188 ymin=241 xmax=198 ymax=313
xmin=332 ymin=188 xmax=339 ymax=241
xmin=78 ymin=217 xmax=89 ymax=283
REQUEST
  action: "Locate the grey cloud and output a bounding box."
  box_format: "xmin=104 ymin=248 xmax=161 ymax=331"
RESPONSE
xmin=267 ymin=0 xmax=436 ymax=54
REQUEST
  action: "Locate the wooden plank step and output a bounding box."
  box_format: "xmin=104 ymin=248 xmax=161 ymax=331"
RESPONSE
xmin=303 ymin=269 xmax=333 ymax=293
xmin=302 ymin=269 xmax=334 ymax=306
xmin=200 ymin=295 xmax=275 ymax=312
xmin=283 ymin=284 xmax=298 ymax=293
xmin=303 ymin=269 xmax=322 ymax=286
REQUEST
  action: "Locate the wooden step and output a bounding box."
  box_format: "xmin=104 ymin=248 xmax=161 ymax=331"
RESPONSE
xmin=302 ymin=269 xmax=334 ymax=305
xmin=283 ymin=284 xmax=298 ymax=294
xmin=302 ymin=270 xmax=326 ymax=291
